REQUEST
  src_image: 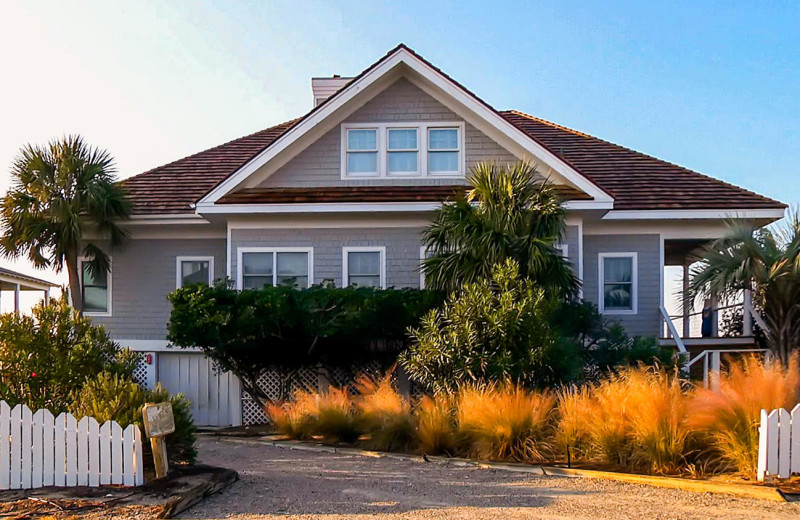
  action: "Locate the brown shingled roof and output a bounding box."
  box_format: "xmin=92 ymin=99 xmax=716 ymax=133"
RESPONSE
xmin=121 ymin=119 xmax=299 ymax=214
xmin=500 ymin=111 xmax=785 ymax=211
xmin=217 ymin=184 xmax=591 ymax=205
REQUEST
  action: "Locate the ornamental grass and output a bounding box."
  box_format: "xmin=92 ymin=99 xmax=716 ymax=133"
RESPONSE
xmin=688 ymin=354 xmax=800 ymax=476
xmin=414 ymin=394 xmax=456 ymax=455
xmin=355 ymin=372 xmax=415 ymax=451
xmin=455 ymin=384 xmax=556 ymax=463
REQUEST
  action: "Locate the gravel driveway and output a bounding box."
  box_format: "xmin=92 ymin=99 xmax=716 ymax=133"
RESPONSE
xmin=179 ymin=436 xmax=799 ymax=520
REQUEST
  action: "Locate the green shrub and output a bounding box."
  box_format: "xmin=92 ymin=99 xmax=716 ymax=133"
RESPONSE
xmin=168 ymin=281 xmax=442 ymax=404
xmin=70 ymin=372 xmax=197 ymax=464
xmin=401 ymin=260 xmax=576 ymax=393
xmin=0 ymin=296 xmax=137 ymax=413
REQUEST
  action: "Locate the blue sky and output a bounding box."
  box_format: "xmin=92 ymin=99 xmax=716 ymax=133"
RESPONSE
xmin=0 ymin=0 xmax=798 ymax=294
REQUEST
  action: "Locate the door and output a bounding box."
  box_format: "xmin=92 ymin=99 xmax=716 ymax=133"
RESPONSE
xmin=156 ymin=353 xmax=241 ymax=427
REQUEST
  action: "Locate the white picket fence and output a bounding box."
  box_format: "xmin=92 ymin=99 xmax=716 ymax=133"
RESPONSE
xmin=0 ymin=401 xmax=144 ymax=489
xmin=757 ymin=404 xmax=800 ymax=481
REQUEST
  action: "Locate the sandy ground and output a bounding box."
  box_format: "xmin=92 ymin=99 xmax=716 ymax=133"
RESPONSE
xmin=177 ymin=437 xmax=800 ymax=520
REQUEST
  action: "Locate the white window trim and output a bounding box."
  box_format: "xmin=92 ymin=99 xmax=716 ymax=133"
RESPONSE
xmin=175 ymin=256 xmax=215 ymax=289
xmin=340 ymin=122 xmax=465 ymax=179
xmin=555 ymin=243 xmax=569 ymax=258
xmin=419 ymin=246 xmax=428 ymax=289
xmin=236 ymin=247 xmax=314 ymax=290
xmin=598 ymin=252 xmax=638 ymax=315
xmin=342 ymin=246 xmax=386 ymax=289
xmin=386 ymin=127 xmax=420 ymax=176
xmin=78 ymin=256 xmax=112 ymax=317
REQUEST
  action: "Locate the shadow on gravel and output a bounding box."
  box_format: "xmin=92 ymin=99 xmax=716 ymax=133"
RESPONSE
xmin=178 ymin=441 xmax=595 ymax=518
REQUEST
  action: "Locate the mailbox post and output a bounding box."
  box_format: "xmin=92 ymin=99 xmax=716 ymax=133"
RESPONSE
xmin=142 ymin=402 xmax=176 ymax=479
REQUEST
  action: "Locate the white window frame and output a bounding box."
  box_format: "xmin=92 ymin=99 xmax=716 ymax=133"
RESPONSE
xmin=386 ymin=127 xmax=420 ymax=176
xmin=78 ymin=256 xmax=112 ymax=317
xmin=344 ymin=127 xmax=379 ymax=177
xmin=175 ymin=256 xmax=215 ymax=289
xmin=236 ymin=247 xmax=314 ymax=290
xmin=342 ymin=246 xmax=386 ymax=289
xmin=340 ymin=122 xmax=465 ymax=179
xmin=554 ymin=243 xmax=569 ymax=259
xmin=419 ymin=246 xmax=428 ymax=289
xmin=598 ymin=252 xmax=638 ymax=315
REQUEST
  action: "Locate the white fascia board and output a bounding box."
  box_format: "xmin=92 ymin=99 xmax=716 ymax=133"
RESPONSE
xmin=198 ymin=47 xmax=612 ymax=206
xmin=196 ymin=201 xmax=441 ymax=214
xmin=127 ymin=214 xmax=211 ymax=225
xmin=602 ymin=208 xmax=786 ymax=220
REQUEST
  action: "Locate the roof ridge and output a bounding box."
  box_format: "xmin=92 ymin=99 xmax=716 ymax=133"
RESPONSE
xmin=501 ymin=110 xmax=782 ymax=205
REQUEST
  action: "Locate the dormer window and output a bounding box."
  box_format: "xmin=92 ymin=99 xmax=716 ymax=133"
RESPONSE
xmin=341 ymin=122 xmax=464 ymax=179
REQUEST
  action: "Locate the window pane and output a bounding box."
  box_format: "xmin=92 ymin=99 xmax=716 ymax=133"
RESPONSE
xmin=428 ymin=151 xmax=459 ymax=172
xmin=348 ymin=275 xmax=381 ymax=288
xmin=243 ymin=275 xmax=272 ymax=290
xmin=276 ymin=252 xmax=309 ymax=287
xmin=181 ymin=260 xmax=209 ymax=286
xmin=388 ymin=151 xmax=418 ymax=173
xmin=428 ymin=128 xmax=458 ymax=150
xmin=604 ymin=257 xmax=632 ymax=283
xmin=388 ymin=129 xmax=417 ymax=149
xmin=347 ymin=129 xmax=377 ymax=150
xmin=83 ymin=286 xmax=108 ymax=313
xmin=242 ymin=253 xmax=273 ymax=276
xmin=604 ymin=283 xmax=632 ymax=310
xmin=347 ymin=152 xmax=377 ymax=174
xmin=348 ymin=251 xmax=380 ymax=276
xmin=82 ymin=264 xmax=107 ymax=286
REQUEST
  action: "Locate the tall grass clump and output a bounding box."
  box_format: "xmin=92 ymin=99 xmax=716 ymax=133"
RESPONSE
xmin=556 ymin=385 xmax=594 ymax=461
xmin=355 ymin=373 xmax=415 ymax=451
xmin=689 ymin=354 xmax=800 ymax=476
xmin=266 ymin=386 xmax=360 ymax=443
xmin=415 ymin=394 xmax=456 ymax=455
xmin=456 ymin=384 xmax=555 ymax=462
xmin=584 ymin=372 xmax=633 ymax=467
xmin=624 ymin=367 xmax=695 ymax=474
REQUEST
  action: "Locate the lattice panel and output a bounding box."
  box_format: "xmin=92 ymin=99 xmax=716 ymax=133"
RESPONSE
xmin=130 ymin=355 xmax=149 ymax=387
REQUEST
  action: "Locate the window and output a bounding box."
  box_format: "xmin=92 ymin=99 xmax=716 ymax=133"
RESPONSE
xmin=387 ymin=128 xmax=418 ymax=175
xmin=176 ymin=256 xmax=214 ymax=288
xmin=341 ymin=122 xmax=464 ymax=178
xmin=554 ymin=243 xmax=569 ymax=258
xmin=599 ymin=253 xmax=637 ymax=314
xmin=343 ymin=247 xmax=385 ymax=288
xmin=237 ymin=248 xmax=313 ymax=289
xmin=428 ymin=128 xmax=460 ymax=174
xmin=346 ymin=129 xmax=378 ymax=176
xmin=79 ymin=258 xmax=111 ymax=315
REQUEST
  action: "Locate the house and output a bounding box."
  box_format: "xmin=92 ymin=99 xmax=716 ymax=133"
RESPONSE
xmin=84 ymin=45 xmax=785 ymax=426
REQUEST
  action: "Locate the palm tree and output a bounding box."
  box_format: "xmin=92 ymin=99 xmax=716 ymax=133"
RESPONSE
xmin=421 ymin=161 xmax=579 ymax=296
xmin=0 ymin=135 xmax=130 ymax=311
xmin=686 ymin=214 xmax=800 ymax=364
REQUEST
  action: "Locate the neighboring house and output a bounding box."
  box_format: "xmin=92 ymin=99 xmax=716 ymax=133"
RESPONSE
xmin=0 ymin=267 xmax=56 ymax=314
xmin=85 ymin=44 xmax=785 ymax=426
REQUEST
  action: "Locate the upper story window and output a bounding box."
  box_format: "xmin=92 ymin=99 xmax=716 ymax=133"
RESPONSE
xmin=341 ymin=122 xmax=464 ymax=179
xmin=176 ymin=256 xmax=214 ymax=288
xmin=237 ymin=248 xmax=313 ymax=290
xmin=598 ymin=252 xmax=638 ymax=315
xmin=79 ymin=258 xmax=111 ymax=316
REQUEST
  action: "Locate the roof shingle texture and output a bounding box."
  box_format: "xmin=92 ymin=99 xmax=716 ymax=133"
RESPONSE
xmin=121 ymin=112 xmax=784 ymax=215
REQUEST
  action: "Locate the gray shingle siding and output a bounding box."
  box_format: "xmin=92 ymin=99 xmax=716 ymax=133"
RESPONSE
xmin=261 ymin=78 xmax=518 ymax=188
xmin=231 ymin=227 xmax=425 ymax=289
xmin=563 ymin=225 xmax=579 ymax=274
xmin=582 ymin=234 xmax=661 ymax=338
xmin=88 ymin=239 xmax=226 ymax=340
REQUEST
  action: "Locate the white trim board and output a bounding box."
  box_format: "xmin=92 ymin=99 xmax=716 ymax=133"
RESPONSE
xmin=598 ymin=252 xmax=638 ymax=316
xmin=116 ymin=339 xmax=202 ymax=353
xmin=196 ymin=46 xmax=610 ymax=207
xmin=342 ymin=246 xmax=386 ymax=289
xmin=602 ymin=208 xmax=785 ymax=220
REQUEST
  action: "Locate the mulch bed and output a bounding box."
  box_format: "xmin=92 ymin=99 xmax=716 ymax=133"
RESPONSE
xmin=0 ymin=465 xmax=237 ymax=519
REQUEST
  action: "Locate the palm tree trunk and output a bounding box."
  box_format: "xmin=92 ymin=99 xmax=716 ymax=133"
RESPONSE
xmin=66 ymin=249 xmax=83 ymax=312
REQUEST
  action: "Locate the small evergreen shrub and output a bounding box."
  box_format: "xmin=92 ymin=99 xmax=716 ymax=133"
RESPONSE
xmin=70 ymin=372 xmax=197 ymax=464
xmin=0 ymin=296 xmax=137 ymax=413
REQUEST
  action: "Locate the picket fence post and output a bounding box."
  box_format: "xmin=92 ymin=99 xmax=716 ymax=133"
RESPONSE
xmin=758 ymin=405 xmax=800 ymax=481
xmin=0 ymin=401 xmax=144 ymax=490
